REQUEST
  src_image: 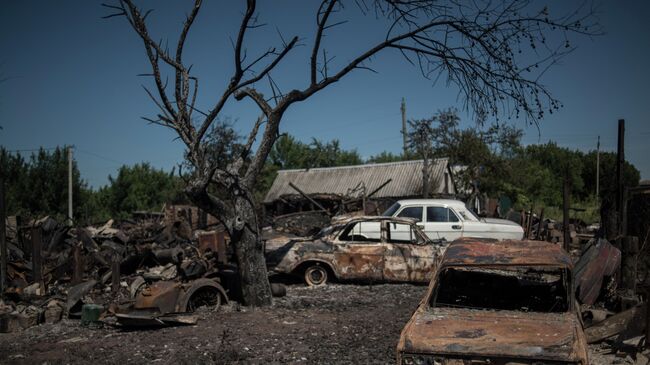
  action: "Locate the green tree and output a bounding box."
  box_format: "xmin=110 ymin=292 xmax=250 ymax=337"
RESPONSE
xmin=105 ymin=163 xmax=185 ymax=219
xmin=257 ymin=134 xmax=363 ymax=200
xmin=1 ymin=146 xmax=88 ymax=222
xmin=581 ymin=151 xmax=640 ymax=202
xmin=522 ymin=143 xmax=585 ymax=201
xmin=307 ymin=139 xmax=362 ymax=168
xmin=366 ymin=151 xmax=403 ymax=164
xmin=406 ymin=109 xmax=523 ymax=201
xmin=268 ymin=135 xmax=310 ymax=169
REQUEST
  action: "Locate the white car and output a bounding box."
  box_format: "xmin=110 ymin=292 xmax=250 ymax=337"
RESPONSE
xmin=379 ymin=199 xmax=524 ymax=241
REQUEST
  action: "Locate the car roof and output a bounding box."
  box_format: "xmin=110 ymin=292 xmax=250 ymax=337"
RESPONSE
xmin=440 ymin=238 xmax=573 ymax=268
xmin=395 ymin=199 xmax=467 ymax=208
xmin=330 ymin=215 xmax=418 ymax=226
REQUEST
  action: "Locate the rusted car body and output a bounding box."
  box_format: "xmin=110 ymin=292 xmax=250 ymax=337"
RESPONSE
xmin=397 ymin=238 xmax=589 ymax=365
xmin=266 ymin=216 xmax=446 ymax=285
xmin=132 ymin=278 xmax=228 ymax=314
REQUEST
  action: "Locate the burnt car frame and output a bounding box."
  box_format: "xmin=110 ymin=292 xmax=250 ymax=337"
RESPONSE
xmin=266 ymin=216 xmax=446 ymax=286
xmin=131 ymin=278 xmax=229 ymax=314
xmin=397 ymin=238 xmax=588 ymax=365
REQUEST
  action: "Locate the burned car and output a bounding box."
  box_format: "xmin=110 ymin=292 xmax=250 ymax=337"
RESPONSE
xmin=266 ymin=216 xmax=446 ymax=286
xmin=397 ymin=238 xmax=588 ymax=365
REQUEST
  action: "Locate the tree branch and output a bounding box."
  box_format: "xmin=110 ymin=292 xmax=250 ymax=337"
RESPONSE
xmin=311 ymin=0 xmax=338 ymax=85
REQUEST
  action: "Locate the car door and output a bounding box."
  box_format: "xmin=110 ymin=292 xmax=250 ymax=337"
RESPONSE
xmin=382 ymin=222 xmax=438 ymax=283
xmin=424 ymin=205 xmax=463 ymax=241
xmin=333 ymin=221 xmax=385 ymax=281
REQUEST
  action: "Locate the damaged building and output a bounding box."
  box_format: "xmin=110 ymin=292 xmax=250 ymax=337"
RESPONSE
xmin=263 ymin=158 xmax=457 ymax=217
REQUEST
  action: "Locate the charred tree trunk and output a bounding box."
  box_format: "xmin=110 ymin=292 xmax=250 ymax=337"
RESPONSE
xmin=230 ymin=200 xmax=272 ymax=306
xmin=186 ymin=180 xmax=272 ymax=306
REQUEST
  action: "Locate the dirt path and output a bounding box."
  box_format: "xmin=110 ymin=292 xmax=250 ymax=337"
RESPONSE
xmin=0 ymin=284 xmax=427 ymax=364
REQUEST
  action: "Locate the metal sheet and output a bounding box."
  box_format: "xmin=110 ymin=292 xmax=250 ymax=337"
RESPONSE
xmin=264 ymin=158 xmax=452 ymax=203
xmin=400 ymin=308 xmax=586 ymax=362
xmin=574 ymin=238 xmax=621 ymax=305
xmin=442 ymin=238 xmax=573 ymax=268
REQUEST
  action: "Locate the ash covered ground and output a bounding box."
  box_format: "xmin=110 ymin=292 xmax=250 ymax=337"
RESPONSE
xmin=0 ymin=283 xmax=623 ymax=364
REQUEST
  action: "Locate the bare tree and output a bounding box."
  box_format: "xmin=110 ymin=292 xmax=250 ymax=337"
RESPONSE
xmin=104 ymin=0 xmax=599 ymax=306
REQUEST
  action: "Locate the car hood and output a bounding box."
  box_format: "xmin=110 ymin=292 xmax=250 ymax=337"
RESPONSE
xmin=265 ymin=238 xmax=333 ymax=268
xmin=400 ymin=307 xmax=583 ymax=362
xmin=481 ymin=217 xmax=522 ymax=227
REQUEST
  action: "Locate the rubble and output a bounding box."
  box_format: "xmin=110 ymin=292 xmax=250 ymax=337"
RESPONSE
xmin=585 ymin=304 xmax=645 ymax=344
xmin=0 ymin=210 xmax=243 ymax=333
xmin=0 ymin=198 xmax=647 ymax=363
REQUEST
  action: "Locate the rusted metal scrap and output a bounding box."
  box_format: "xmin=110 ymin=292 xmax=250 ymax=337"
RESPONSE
xmin=133 ymin=278 xmax=227 ymax=314
xmin=574 ymin=238 xmax=622 ymax=305
xmin=115 ymin=278 xmax=226 ymax=328
xmin=114 ymin=312 xmax=198 ymax=327
xmin=585 ymin=304 xmax=646 ymax=343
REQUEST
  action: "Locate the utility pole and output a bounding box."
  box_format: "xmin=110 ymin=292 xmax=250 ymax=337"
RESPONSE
xmin=68 ymin=146 xmax=73 ymax=226
xmin=596 ymin=135 xmax=600 ymax=204
xmin=0 ymin=169 xmax=6 ymax=297
xmin=616 ymin=120 xmax=625 ymax=236
xmin=401 ymin=98 xmax=407 ymax=156
xmin=563 ymin=167 xmax=571 ymax=252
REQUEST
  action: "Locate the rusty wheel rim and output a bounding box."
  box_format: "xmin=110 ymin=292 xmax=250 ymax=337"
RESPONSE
xmin=187 ymin=288 xmax=222 ymax=312
xmin=305 ymin=265 xmax=327 ymax=286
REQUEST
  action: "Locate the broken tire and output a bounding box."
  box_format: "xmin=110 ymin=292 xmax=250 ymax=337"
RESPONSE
xmin=186 ymin=286 xmax=222 ymax=312
xmin=304 ymin=264 xmax=328 ymax=286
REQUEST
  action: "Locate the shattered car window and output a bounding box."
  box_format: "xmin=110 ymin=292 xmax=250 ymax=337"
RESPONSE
xmin=339 ymin=222 xmax=381 ymax=242
xmin=386 ymin=223 xmax=423 ymax=244
xmin=431 ymin=266 xmax=570 ymax=313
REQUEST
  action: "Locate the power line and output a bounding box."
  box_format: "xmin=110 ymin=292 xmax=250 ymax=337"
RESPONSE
xmin=75 ymin=148 xmax=127 ymax=167
xmin=4 ymin=147 xmax=61 ymax=153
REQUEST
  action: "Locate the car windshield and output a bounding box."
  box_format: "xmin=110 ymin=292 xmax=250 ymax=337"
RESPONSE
xmin=382 ymin=202 xmax=401 ymax=217
xmin=431 ymin=266 xmax=570 ymax=313
xmin=455 ymin=206 xmax=480 ymax=221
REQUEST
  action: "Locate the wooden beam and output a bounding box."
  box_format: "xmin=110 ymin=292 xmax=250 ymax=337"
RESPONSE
xmin=0 ymin=173 xmax=6 ymax=296
xmin=563 ymin=168 xmax=571 ymax=251
xmin=31 ymin=226 xmax=43 ymax=292
xmin=288 ymin=182 xmax=328 ymax=214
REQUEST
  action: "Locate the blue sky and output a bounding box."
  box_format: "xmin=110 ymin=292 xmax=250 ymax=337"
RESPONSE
xmin=1 ymin=1 xmax=649 ymax=188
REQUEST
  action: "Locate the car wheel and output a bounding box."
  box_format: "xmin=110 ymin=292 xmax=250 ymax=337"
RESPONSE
xmin=187 ymin=287 xmax=222 ymax=312
xmin=304 ymin=264 xmax=328 ymax=286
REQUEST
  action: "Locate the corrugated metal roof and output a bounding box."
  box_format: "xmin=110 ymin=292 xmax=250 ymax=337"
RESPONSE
xmin=263 ymin=158 xmax=453 ymax=203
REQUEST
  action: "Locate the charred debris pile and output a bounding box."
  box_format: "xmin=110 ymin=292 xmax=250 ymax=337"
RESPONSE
xmin=0 ymin=206 xmax=250 ymax=332
xmin=1 ymin=200 xmax=649 ymax=363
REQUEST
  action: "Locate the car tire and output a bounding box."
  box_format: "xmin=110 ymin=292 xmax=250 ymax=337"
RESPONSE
xmin=304 ymin=264 xmax=328 ymax=286
xmin=187 ymin=286 xmax=222 ymax=312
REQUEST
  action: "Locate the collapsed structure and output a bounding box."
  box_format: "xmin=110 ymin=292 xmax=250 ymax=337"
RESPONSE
xmin=264 ymin=159 xmax=456 ymax=217
xmin=0 ymin=206 xmax=240 ymax=331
